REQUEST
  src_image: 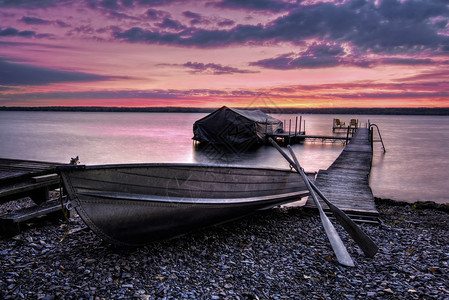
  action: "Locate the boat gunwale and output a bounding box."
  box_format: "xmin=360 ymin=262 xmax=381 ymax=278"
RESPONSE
xmin=77 ymin=190 xmax=310 ymax=205
xmin=57 ymin=162 xmax=297 ymax=173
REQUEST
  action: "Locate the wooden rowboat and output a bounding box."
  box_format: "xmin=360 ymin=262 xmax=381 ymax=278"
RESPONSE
xmin=57 ymin=163 xmax=309 ymax=246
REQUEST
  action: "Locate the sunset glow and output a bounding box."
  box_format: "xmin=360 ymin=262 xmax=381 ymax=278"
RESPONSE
xmin=1 ymin=0 xmax=449 ymax=108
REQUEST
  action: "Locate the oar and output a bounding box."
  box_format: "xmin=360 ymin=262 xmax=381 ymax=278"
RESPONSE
xmin=268 ymin=137 xmax=378 ymax=258
xmin=307 ymin=178 xmax=378 ymax=258
xmin=286 ymin=146 xmax=378 ymax=258
xmin=268 ymin=138 xmax=355 ymax=267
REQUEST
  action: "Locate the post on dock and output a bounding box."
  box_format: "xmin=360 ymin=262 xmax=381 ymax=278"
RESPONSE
xmin=265 ymin=118 xmax=268 ymax=142
xmin=299 ymin=116 xmax=302 ymax=134
xmin=346 ymin=126 xmax=350 ymax=145
xmin=295 ymin=116 xmax=298 ymax=136
xmin=288 ymin=119 xmax=292 ymax=144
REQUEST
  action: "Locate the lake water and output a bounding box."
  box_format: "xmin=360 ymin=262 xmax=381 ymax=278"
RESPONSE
xmin=0 ymin=111 xmax=447 ymax=204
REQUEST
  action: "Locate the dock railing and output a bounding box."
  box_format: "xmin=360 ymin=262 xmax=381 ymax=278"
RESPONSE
xmin=369 ymin=122 xmax=386 ymax=153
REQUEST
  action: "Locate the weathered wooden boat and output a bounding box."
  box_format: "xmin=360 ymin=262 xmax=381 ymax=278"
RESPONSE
xmin=57 ymin=163 xmax=309 ymax=246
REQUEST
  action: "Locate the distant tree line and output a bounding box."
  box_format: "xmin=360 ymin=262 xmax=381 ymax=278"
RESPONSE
xmin=0 ymin=106 xmax=448 ymax=115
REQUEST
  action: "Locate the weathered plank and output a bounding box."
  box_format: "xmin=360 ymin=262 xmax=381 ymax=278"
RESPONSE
xmin=0 ymin=199 xmax=64 ymax=237
xmin=305 ymin=128 xmax=378 ymax=217
xmin=0 ymin=159 xmax=64 ymax=204
xmin=0 ymin=158 xmax=61 ymax=182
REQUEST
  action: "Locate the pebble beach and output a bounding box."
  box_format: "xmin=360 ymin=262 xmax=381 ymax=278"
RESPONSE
xmin=1 ymin=198 xmax=448 ymax=299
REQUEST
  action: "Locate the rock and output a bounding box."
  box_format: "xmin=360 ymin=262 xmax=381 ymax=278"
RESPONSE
xmin=0 ymin=201 xmax=448 ymax=299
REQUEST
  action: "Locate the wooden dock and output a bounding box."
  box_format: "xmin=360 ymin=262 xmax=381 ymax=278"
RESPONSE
xmin=267 ymin=133 xmax=352 ymax=145
xmin=0 ymin=158 xmax=63 ymax=204
xmin=305 ymin=127 xmax=379 ymax=222
xmin=0 ymin=159 xmax=67 ymax=236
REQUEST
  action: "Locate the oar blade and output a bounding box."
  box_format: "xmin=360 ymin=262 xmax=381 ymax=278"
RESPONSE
xmin=268 ymin=138 xmax=355 ymax=267
xmin=320 ymin=211 xmax=355 ymax=267
xmin=309 ymin=181 xmax=378 ymax=257
xmin=284 ymin=143 xmax=378 ymax=258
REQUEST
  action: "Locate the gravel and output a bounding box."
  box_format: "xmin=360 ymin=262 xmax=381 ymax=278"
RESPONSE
xmin=1 ymin=198 xmax=448 ymax=299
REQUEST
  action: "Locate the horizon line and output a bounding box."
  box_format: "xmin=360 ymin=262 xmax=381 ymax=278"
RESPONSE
xmin=1 ymin=106 xmax=448 ymax=115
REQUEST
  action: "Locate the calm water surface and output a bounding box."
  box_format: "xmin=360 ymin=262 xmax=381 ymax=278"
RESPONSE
xmin=0 ymin=111 xmax=447 ymax=204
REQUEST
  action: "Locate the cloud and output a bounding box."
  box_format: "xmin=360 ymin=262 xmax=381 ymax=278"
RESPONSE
xmin=0 ymin=27 xmax=36 ymax=37
xmin=182 ymin=10 xmax=236 ymax=27
xmin=113 ymin=24 xmax=265 ymax=47
xmin=112 ymin=0 xmax=449 ymax=55
xmin=217 ymin=19 xmax=235 ymax=27
xmin=182 ymin=61 xmax=257 ymax=74
xmin=182 ymin=10 xmax=210 ymax=26
xmin=395 ymin=69 xmax=449 ymax=82
xmin=20 ymin=16 xmax=52 ymax=25
xmin=146 ymin=8 xmax=170 ymax=20
xmin=215 ymin=0 xmax=294 ymax=12
xmin=155 ymin=17 xmax=186 ymax=31
xmin=0 ymin=88 xmax=231 ymax=103
xmin=0 ymin=57 xmax=117 ymax=86
xmin=250 ymin=42 xmax=369 ymax=69
xmin=0 ymin=26 xmax=54 ymax=39
xmin=0 ymin=0 xmax=66 ymax=8
xmin=380 ymin=57 xmax=434 ymax=66
xmin=20 ymin=16 xmax=71 ymax=27
xmin=0 ymin=40 xmax=71 ymax=49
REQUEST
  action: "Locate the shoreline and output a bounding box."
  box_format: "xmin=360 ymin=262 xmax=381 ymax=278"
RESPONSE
xmin=374 ymin=197 xmax=449 ymax=213
xmin=1 ymin=106 xmax=449 ymax=115
xmin=1 ymin=197 xmax=448 ymax=299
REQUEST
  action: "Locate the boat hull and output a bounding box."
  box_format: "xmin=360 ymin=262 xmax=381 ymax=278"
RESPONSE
xmin=58 ymin=163 xmax=308 ymax=246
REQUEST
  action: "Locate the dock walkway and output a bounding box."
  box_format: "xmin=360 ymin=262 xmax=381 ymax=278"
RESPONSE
xmin=267 ymin=133 xmax=352 ymax=145
xmin=305 ymin=128 xmax=378 ymax=220
xmin=0 ymin=159 xmax=66 ymax=236
xmin=0 ymin=158 xmax=62 ymax=204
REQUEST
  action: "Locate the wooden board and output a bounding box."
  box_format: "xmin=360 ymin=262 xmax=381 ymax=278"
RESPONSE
xmin=0 ymin=158 xmax=61 ymax=182
xmin=0 ymin=199 xmax=64 ymax=237
xmin=0 ymin=159 xmax=65 ymax=204
xmin=305 ymin=128 xmax=378 ymax=216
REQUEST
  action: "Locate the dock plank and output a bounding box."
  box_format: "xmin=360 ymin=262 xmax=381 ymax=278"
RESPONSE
xmin=0 ymin=158 xmax=61 ymax=182
xmin=305 ymin=128 xmax=378 ymax=217
xmin=0 ymin=159 xmax=65 ymax=204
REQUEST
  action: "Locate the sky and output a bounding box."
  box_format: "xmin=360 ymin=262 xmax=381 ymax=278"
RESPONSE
xmin=0 ymin=0 xmax=449 ymax=108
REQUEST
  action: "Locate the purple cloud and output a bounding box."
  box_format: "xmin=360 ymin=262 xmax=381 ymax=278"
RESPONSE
xmin=0 ymin=57 xmax=119 ymax=86
xmin=380 ymin=58 xmax=434 ymax=66
xmin=112 ymin=0 xmax=449 ymax=55
xmin=20 ymin=16 xmax=52 ymax=25
xmin=182 ymin=11 xmax=210 ymax=26
xmin=156 ymin=17 xmax=186 ymax=31
xmin=217 ymin=19 xmax=235 ymax=27
xmin=215 ymin=0 xmax=294 ymax=12
xmin=0 ymin=27 xmax=35 ymax=37
xmin=183 ymin=61 xmax=257 ymax=75
xmin=250 ymin=42 xmax=360 ymax=69
xmin=146 ymin=8 xmax=170 ymax=20
xmin=0 ymin=0 xmax=63 ymax=8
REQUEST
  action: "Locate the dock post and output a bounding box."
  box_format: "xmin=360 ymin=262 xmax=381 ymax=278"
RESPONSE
xmin=288 ymin=119 xmax=291 ymax=144
xmin=299 ymin=116 xmax=302 ymax=134
xmin=265 ymin=118 xmax=268 ymax=143
xmin=295 ymin=116 xmax=298 ymax=139
xmin=346 ymin=126 xmax=350 ymax=145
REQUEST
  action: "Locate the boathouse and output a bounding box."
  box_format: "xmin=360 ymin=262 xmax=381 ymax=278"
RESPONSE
xmin=193 ymin=106 xmax=283 ymax=147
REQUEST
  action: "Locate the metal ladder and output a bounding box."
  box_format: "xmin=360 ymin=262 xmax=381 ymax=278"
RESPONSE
xmin=368 ymin=122 xmax=386 ymax=153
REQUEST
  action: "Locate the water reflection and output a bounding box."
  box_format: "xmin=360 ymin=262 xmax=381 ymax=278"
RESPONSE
xmin=1 ymin=112 xmax=446 ymax=203
xmin=193 ymin=142 xmax=262 ymax=165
